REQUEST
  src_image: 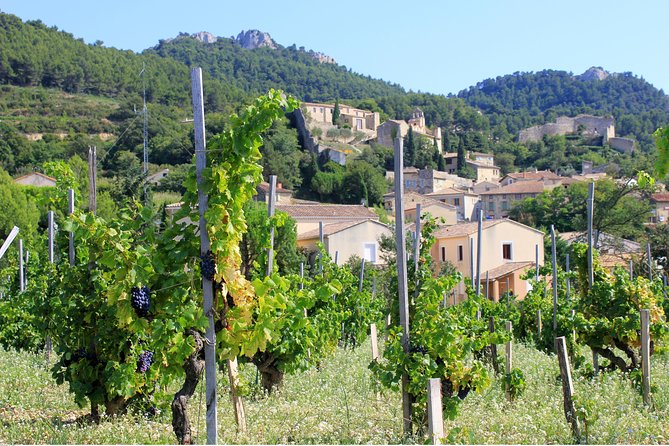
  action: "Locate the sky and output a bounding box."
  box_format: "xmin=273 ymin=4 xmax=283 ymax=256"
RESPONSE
xmin=2 ymin=0 xmax=668 ymax=96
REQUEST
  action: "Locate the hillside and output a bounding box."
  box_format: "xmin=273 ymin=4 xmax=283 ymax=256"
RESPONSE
xmin=458 ymin=68 xmax=669 ymax=152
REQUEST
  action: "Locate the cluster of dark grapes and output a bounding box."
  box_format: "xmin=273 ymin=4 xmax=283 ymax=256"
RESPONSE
xmin=409 ymin=344 xmax=428 ymax=355
xmin=131 ymin=286 xmax=151 ymax=317
xmin=72 ymin=348 xmax=96 ymax=361
xmin=137 ymin=351 xmax=154 ymax=373
xmin=200 ymin=251 xmax=216 ymax=282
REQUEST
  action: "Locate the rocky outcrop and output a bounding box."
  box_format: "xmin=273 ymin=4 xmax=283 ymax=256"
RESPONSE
xmin=309 ymin=51 xmax=336 ymax=64
xmin=235 ymin=30 xmax=278 ymax=49
xmin=577 ymin=66 xmax=609 ymax=81
xmin=192 ymin=31 xmax=217 ymax=44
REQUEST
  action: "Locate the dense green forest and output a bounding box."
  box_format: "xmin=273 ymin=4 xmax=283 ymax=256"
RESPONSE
xmin=0 ymin=10 xmax=668 ymax=209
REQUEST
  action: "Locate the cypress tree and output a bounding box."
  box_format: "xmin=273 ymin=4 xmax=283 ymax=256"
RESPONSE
xmin=457 ymin=137 xmax=466 ymax=173
xmin=332 ymin=98 xmax=340 ymax=125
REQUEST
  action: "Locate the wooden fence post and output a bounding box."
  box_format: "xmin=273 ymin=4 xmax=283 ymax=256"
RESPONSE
xmin=647 ymin=243 xmax=653 ymax=281
xmin=489 ymin=317 xmax=499 ymax=375
xmin=191 ymin=67 xmax=219 ymax=443
xmin=565 ymin=253 xmax=570 ymax=301
xmin=556 ymin=336 xmax=581 ymax=440
xmin=0 ymin=227 xmax=19 ymax=260
xmin=299 ymin=262 xmax=304 ymax=291
xmin=359 ymin=258 xmax=366 ymax=292
xmin=88 ymin=146 xmax=97 ymax=213
xmin=46 ymin=211 xmax=55 ymax=363
xmin=427 ymin=378 xmax=444 ymax=445
xmin=630 ymin=259 xmax=634 ymax=280
xmin=537 ymin=309 xmax=542 ymax=337
xmin=266 ymin=175 xmax=277 ymax=277
xmin=68 ymin=189 xmax=75 ymax=265
xmin=18 ymin=239 xmax=24 ymax=292
xmin=505 ymin=321 xmax=512 ymax=401
xmin=394 ymin=134 xmax=412 ymax=435
xmin=370 ymin=323 xmax=379 ymax=361
xmin=414 ymin=204 xmax=421 ymax=273
xmin=587 ymin=183 xmax=597 ymax=371
xmin=641 ymin=309 xmax=651 ymax=406
xmin=476 ymin=208 xmax=482 ymax=298
xmin=551 ymin=225 xmax=558 ymax=333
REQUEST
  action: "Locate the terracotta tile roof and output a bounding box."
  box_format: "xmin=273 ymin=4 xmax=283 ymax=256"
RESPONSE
xmin=428 ymin=187 xmax=477 ymax=197
xmin=559 ymin=231 xmax=642 ymax=254
xmin=482 ymin=261 xmax=535 ymax=281
xmin=14 ymin=172 xmax=57 ymax=185
xmin=479 ymin=181 xmax=546 ymax=195
xmin=466 ymin=159 xmax=500 ymax=169
xmin=257 ymin=182 xmax=293 ymax=193
xmin=652 ymin=193 xmax=669 ymax=202
xmin=276 ymin=204 xmax=377 ymax=219
xmin=505 ymin=170 xmax=561 ymax=181
xmin=297 ymin=219 xmax=389 ymax=241
xmin=405 ymin=200 xmax=457 ymax=212
xmin=434 ymin=220 xmax=502 ymax=238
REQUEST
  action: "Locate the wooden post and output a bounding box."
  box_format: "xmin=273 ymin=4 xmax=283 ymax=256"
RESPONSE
xmin=191 ymin=67 xmax=219 ymax=444
xmin=414 ymin=204 xmax=421 ymax=272
xmin=359 ymin=258 xmax=366 ymax=292
xmin=18 ymin=239 xmax=24 ymax=292
xmin=46 ymin=210 xmax=55 ymax=364
xmin=587 ymin=182 xmax=594 ymax=289
xmin=476 ymin=209 xmax=482 ymax=298
xmin=226 ymin=357 xmax=246 ymax=433
xmin=556 ymin=336 xmax=581 ymax=440
xmin=393 ymin=134 xmax=412 ymax=435
xmin=565 ymin=253 xmax=570 ymax=301
xmin=0 ymin=226 xmax=19 ymax=260
xmin=266 ymin=175 xmax=277 ymax=277
xmin=630 ymin=259 xmax=634 ymax=280
xmin=426 ymin=378 xmax=444 ymax=445
xmin=68 ymin=189 xmax=75 ymax=265
xmin=537 ymin=309 xmax=542 ymax=337
xmin=551 ymin=225 xmax=558 ymax=333
xmin=334 ymin=250 xmax=339 ymax=265
xmin=535 ymin=243 xmax=539 ymax=281
xmin=370 ymin=323 xmax=379 ymax=361
xmin=88 ymin=146 xmax=97 ymax=213
xmin=641 ymin=309 xmax=651 ymax=406
xmin=489 ymin=316 xmax=499 ymax=375
xmin=571 ymin=310 xmax=576 ymax=344
xmin=469 ymin=238 xmax=474 ymax=285
xmin=505 ymin=321 xmax=512 ymax=400
xmin=647 ymin=243 xmax=652 ymax=281
xmin=663 ymin=274 xmax=668 ymax=300
xmin=319 ymin=221 xmax=324 ymax=274
xmin=299 ymin=262 xmax=304 ymax=290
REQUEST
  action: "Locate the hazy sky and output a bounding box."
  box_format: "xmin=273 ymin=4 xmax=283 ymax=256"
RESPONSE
xmin=2 ymin=0 xmax=667 ymax=95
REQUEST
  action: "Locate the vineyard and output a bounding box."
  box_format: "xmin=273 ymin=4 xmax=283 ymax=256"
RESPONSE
xmin=1 ymin=71 xmax=669 ymax=444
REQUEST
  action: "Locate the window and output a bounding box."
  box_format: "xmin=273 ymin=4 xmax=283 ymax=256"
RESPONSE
xmin=363 ymin=243 xmax=377 ymax=262
xmin=515 ymin=194 xmax=522 ymax=200
xmin=488 ymin=202 xmax=495 ymax=211
xmin=457 ymin=245 xmax=464 ymax=262
xmin=441 ymin=246 xmax=446 ymax=262
xmin=454 ymin=198 xmax=460 ymax=206
xmin=501 ymin=201 xmax=508 ymax=211
xmin=502 ymin=243 xmax=512 ymax=260
xmin=320 ymin=107 xmax=324 ymax=113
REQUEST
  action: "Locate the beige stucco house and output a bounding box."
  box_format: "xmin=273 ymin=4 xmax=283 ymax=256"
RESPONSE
xmin=479 ymin=181 xmax=556 ymax=219
xmin=14 ymin=172 xmax=57 ymax=187
xmin=649 ymin=193 xmax=669 ymax=224
xmin=499 ymin=170 xmax=563 ymax=187
xmin=405 ymin=200 xmax=457 ymax=226
xmin=302 ymin=102 xmax=380 ymax=131
xmin=296 ymin=219 xmax=391 ymax=265
xmin=254 ymin=181 xmax=293 ymax=204
xmin=431 ymin=219 xmax=544 ymax=302
xmin=427 ymin=187 xmax=480 ymax=221
xmin=376 ymin=108 xmax=442 ymax=149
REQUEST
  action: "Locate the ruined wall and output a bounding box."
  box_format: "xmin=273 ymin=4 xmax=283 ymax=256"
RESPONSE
xmin=518 ymin=114 xmax=616 ymax=143
xmin=608 ymin=137 xmax=635 ymax=154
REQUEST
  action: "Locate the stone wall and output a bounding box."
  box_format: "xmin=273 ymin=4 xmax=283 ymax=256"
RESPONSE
xmin=518 ymin=114 xmax=615 ymax=143
xmin=292 ymin=108 xmax=346 ymax=165
xmin=608 ymin=137 xmax=635 ymax=154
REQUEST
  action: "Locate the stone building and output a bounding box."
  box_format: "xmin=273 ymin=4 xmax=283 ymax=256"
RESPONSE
xmin=377 ymin=108 xmax=442 ymax=149
xmin=519 ymin=114 xmax=615 ymax=144
xmin=480 ymin=181 xmax=558 ymax=219
xmin=302 ymin=102 xmax=380 ymax=131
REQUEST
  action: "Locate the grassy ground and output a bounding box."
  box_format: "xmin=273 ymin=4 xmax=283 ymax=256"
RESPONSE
xmin=2 ymin=340 xmax=669 ymax=444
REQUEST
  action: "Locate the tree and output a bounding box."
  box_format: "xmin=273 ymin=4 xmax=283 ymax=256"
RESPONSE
xmin=0 ymin=169 xmax=40 ymax=240
xmin=456 ymin=136 xmax=466 ymax=173
xmin=332 ymin=98 xmax=341 ymax=125
xmin=404 ymin=126 xmax=417 ymax=167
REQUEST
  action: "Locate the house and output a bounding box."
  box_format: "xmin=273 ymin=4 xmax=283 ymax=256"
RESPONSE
xmin=559 ymin=231 xmax=642 ymax=270
xmin=276 ymin=202 xmax=378 ymax=236
xmin=479 ymin=181 xmax=555 ymax=219
xmin=472 ymin=181 xmax=501 ymax=195
xmin=499 ymin=170 xmax=562 ymax=187
xmin=405 ymin=200 xmax=458 ymax=226
xmin=443 ymin=151 xmax=500 ymax=182
xmin=377 ymin=108 xmax=442 ymax=149
xmin=302 ymin=102 xmax=380 ymax=131
xmin=295 ymin=219 xmax=391 ymax=265
xmin=427 ymin=187 xmax=480 ymax=221
xmin=401 ymin=167 xmax=473 ymax=194
xmin=431 ymin=219 xmax=544 ymax=302
xmin=147 ymin=169 xmax=169 ymax=185
xmin=649 ymin=193 xmax=669 ymax=224
xmin=255 ymin=181 xmax=293 ymax=204
xmin=14 ymin=172 xmax=57 ymax=187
